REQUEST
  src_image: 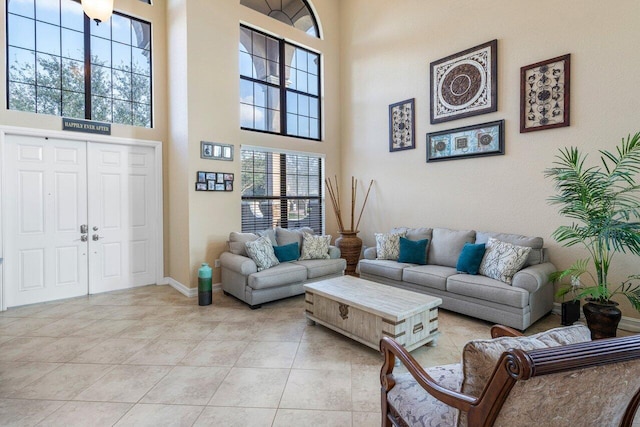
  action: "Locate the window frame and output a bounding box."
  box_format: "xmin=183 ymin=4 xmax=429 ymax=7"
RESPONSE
xmin=5 ymin=0 xmax=153 ymax=128
xmin=240 ymin=24 xmax=322 ymax=141
xmin=240 ymin=146 xmax=325 ymax=234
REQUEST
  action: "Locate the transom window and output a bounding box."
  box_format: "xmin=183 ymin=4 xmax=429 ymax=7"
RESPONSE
xmin=240 ymin=0 xmax=319 ymax=37
xmin=240 ymin=25 xmax=321 ymax=140
xmin=241 ymin=147 xmax=324 ymax=234
xmin=6 ymin=0 xmax=152 ymax=127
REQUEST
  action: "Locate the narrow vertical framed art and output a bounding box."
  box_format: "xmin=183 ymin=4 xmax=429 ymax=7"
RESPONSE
xmin=389 ymin=98 xmax=415 ymax=152
xmin=520 ymin=54 xmax=570 ymax=133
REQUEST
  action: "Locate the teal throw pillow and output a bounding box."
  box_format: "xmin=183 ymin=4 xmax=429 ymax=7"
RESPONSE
xmin=273 ymin=242 xmax=299 ymax=262
xmin=456 ymin=243 xmax=486 ymax=275
xmin=397 ymin=237 xmax=428 ymax=265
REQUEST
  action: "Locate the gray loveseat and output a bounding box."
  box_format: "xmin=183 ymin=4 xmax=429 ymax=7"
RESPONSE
xmin=220 ymin=227 xmax=346 ymax=308
xmin=358 ymin=227 xmax=556 ymax=330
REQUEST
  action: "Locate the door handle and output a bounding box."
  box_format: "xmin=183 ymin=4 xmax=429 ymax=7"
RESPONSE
xmin=92 ymin=234 xmax=104 ymax=241
xmin=80 ymin=224 xmax=88 ymax=233
xmin=80 ymin=235 xmax=88 ymax=242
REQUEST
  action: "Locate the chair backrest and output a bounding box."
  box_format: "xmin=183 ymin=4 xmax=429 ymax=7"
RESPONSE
xmin=468 ymin=334 xmax=640 ymax=427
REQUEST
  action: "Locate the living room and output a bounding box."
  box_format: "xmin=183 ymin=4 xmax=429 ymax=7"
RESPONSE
xmin=1 ymin=0 xmax=639 ymax=425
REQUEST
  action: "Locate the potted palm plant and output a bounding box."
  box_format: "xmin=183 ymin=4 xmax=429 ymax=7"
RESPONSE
xmin=545 ymin=132 xmax=640 ymax=339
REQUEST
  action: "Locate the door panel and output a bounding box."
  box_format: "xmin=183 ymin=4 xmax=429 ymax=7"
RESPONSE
xmin=4 ymin=135 xmax=89 ymax=307
xmin=88 ymin=143 xmax=156 ymax=293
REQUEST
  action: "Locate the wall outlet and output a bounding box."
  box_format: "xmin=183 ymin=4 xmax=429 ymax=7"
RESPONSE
xmin=214 ymin=259 xmax=220 ymax=268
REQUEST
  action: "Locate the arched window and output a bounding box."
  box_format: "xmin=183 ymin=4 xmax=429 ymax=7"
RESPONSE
xmin=240 ymin=0 xmax=319 ymax=38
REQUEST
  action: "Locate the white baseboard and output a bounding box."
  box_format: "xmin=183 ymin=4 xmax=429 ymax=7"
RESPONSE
xmin=163 ymin=277 xmax=221 ymax=298
xmin=552 ymin=302 xmax=640 ymax=333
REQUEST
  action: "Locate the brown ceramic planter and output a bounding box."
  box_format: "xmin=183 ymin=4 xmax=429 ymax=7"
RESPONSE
xmin=583 ymin=299 xmax=622 ymax=340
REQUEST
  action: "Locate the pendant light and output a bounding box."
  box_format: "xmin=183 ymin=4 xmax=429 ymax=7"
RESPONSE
xmin=81 ymin=0 xmax=114 ymax=24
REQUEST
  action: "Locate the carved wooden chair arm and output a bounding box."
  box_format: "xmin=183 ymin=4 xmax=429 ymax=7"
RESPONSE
xmin=379 ymin=336 xmax=476 ymax=412
xmin=490 ymin=324 xmax=524 ymax=338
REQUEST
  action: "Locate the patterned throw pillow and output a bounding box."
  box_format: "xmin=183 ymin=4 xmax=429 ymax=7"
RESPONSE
xmin=375 ymin=231 xmax=407 ymax=260
xmin=245 ymin=235 xmax=280 ymax=271
xmin=299 ymin=232 xmax=331 ymax=260
xmin=478 ymin=238 xmax=531 ymax=284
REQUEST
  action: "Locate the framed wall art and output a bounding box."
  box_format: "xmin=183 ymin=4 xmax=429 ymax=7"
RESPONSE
xmin=196 ymin=171 xmax=234 ymax=191
xmin=426 ymin=119 xmax=504 ymax=162
xmin=389 ymin=98 xmax=415 ymax=152
xmin=430 ymin=39 xmax=498 ymax=124
xmin=520 ymin=54 xmax=570 ymax=133
xmin=201 ymin=141 xmax=234 ymax=161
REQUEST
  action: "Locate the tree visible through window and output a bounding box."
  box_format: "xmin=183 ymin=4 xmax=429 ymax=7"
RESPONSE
xmin=6 ymin=0 xmax=152 ymax=127
xmin=241 ymin=148 xmax=323 ymax=234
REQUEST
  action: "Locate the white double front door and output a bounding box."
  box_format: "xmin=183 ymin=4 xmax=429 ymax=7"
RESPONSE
xmin=4 ymin=134 xmax=158 ymax=307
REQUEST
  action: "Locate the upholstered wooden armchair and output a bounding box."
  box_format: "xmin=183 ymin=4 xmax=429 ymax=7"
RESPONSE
xmin=380 ymin=325 xmax=640 ymax=426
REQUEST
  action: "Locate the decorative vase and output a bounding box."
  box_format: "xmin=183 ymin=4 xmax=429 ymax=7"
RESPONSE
xmin=335 ymin=231 xmax=362 ymax=276
xmin=582 ymin=299 xmax=621 ymax=340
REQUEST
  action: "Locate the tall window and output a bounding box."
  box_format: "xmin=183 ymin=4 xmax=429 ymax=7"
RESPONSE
xmin=6 ymin=0 xmax=152 ymax=127
xmin=241 ymin=147 xmax=324 ymax=234
xmin=239 ymin=25 xmax=321 ymax=140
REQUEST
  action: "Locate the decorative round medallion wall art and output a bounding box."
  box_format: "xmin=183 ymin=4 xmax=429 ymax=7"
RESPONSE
xmin=430 ymin=39 xmax=498 ymax=124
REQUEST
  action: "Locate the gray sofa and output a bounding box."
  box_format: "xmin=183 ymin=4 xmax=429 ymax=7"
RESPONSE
xmin=358 ymin=227 xmax=556 ymax=330
xmin=220 ymin=228 xmax=346 ymax=308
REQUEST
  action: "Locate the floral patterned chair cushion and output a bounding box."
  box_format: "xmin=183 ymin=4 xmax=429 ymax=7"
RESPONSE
xmin=386 ymin=363 xmax=462 ymax=427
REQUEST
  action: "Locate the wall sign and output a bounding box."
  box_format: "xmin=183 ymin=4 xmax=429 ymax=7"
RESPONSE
xmin=62 ymin=118 xmax=111 ymax=135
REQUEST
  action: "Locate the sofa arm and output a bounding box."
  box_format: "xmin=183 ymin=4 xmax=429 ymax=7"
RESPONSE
xmin=220 ymin=251 xmax=257 ymax=275
xmin=511 ymin=262 xmax=556 ymax=293
xmin=363 ymin=246 xmax=377 ymax=260
xmin=328 ymin=245 xmax=341 ymax=259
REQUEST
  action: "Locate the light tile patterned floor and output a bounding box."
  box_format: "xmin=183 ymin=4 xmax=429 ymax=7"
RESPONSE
xmin=0 ymin=285 xmax=634 ymax=426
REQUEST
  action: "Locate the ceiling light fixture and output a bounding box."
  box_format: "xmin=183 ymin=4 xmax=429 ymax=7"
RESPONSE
xmin=81 ymin=0 xmax=114 ymax=25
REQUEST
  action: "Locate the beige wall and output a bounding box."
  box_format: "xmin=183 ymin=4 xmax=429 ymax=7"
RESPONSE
xmin=166 ymin=0 xmax=342 ymax=287
xmin=339 ymin=0 xmax=640 ymax=318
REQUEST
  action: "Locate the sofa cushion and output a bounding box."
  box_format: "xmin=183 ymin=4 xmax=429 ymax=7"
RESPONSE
xmin=391 ymin=227 xmax=433 ymax=242
xmin=402 ymin=265 xmax=458 ymax=291
xmin=456 ymin=243 xmax=486 ymax=275
xmin=476 ymin=231 xmax=544 ymax=266
xmin=245 ymin=236 xmax=280 ymax=271
xmin=446 ymin=274 xmax=529 ymax=308
xmin=273 ymin=242 xmax=299 ymax=263
xmin=398 ymin=237 xmax=429 ymax=265
xmin=228 ymin=232 xmax=258 ymax=257
xmin=461 ymin=325 xmax=591 ymax=398
xmin=359 ymin=259 xmax=411 ymax=281
xmin=375 ymin=231 xmax=407 ymax=260
xmin=300 ymin=232 xmax=331 ymax=260
xmin=427 ymin=228 xmax=476 ymax=268
xmin=479 ymin=238 xmax=531 ymax=284
xmin=276 ymin=227 xmax=313 ymax=253
xmin=258 ymin=228 xmax=277 ymax=246
xmin=293 ymin=258 xmax=346 ymax=279
xmin=247 ymin=263 xmax=308 ymax=290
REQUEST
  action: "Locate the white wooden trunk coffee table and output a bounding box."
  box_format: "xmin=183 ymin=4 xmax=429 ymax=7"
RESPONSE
xmin=304 ymin=275 xmax=442 ymax=352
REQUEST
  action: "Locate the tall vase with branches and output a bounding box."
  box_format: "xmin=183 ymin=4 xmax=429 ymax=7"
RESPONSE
xmin=325 ymin=176 xmax=374 ymax=275
xmin=545 ymin=132 xmax=640 ymax=337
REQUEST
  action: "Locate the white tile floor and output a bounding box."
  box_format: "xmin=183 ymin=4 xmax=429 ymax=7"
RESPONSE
xmin=0 ymin=284 xmax=634 ymax=426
